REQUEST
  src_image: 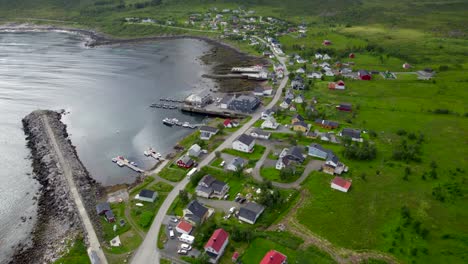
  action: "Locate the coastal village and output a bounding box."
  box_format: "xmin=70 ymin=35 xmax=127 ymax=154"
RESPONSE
xmin=72 ymin=6 xmax=446 ymax=264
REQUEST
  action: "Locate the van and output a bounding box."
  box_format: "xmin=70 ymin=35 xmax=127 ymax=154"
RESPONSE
xmin=169 ymin=230 xmax=175 ymax=239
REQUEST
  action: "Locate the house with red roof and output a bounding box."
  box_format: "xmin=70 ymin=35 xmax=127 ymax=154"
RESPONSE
xmin=322 ymin=40 xmax=332 ymax=46
xmin=204 ymin=228 xmax=229 ymax=263
xmin=331 ymin=176 xmax=352 ymax=192
xmin=328 ymin=80 xmax=345 ymax=90
xmin=175 ymin=220 xmax=193 ymax=235
xmin=260 ymin=250 xmax=287 ymax=264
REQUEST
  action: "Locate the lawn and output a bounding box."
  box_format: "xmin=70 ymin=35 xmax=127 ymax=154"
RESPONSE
xmin=222 ymin=145 xmax=266 ymax=161
xmin=129 ymin=194 xmax=167 ymax=231
xmin=241 ymin=236 xmax=335 ymax=264
xmin=53 ymin=238 xmax=90 ymax=264
xmin=260 ymin=166 xmax=303 ymax=183
xmin=148 ymin=181 xmax=174 ymax=193
xmin=158 ymin=166 xmax=187 ymax=182
xmin=129 ymin=176 xmax=155 ymax=196
xmin=100 ymin=203 xmax=131 ymax=242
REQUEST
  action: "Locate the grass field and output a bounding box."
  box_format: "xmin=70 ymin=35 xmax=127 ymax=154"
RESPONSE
xmin=222 ymin=145 xmax=266 ymax=161
xmin=53 ymin=238 xmax=90 ymax=264
xmin=157 ymin=166 xmax=187 ymax=182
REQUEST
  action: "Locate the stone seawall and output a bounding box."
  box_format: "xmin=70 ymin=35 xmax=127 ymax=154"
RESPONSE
xmin=11 ymin=110 xmax=103 ymax=263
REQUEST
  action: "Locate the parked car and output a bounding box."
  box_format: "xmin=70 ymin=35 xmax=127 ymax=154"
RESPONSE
xmin=168 ymin=225 xmax=173 ymax=230
xmin=170 ymin=217 xmax=179 ymax=223
xmin=177 ymin=249 xmax=188 ymax=255
xmin=229 ymin=207 xmax=236 ymax=214
xmin=180 ymin=243 xmax=192 ymax=251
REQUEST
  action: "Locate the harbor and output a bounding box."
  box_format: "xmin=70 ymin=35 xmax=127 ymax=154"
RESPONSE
xmin=150 ymin=103 xmax=179 ymax=109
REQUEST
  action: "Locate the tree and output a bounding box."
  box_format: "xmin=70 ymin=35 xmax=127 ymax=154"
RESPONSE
xmin=215 ymin=151 xmax=221 ymax=159
xmin=280 ymin=167 xmax=295 ymax=181
xmin=179 ymin=190 xmax=189 ymax=204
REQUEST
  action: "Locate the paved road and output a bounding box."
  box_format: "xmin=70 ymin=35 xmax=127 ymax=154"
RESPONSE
xmin=131 ymin=36 xmax=289 ymax=264
xmin=42 ymin=115 xmax=108 ymax=264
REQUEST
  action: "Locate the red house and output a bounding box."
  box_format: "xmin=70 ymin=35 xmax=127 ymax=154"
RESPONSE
xmin=336 ymin=103 xmax=352 ymax=112
xmin=224 ymin=119 xmax=233 ymax=128
xmin=349 ymin=53 xmax=355 ymax=59
xmin=177 ymin=155 xmax=194 ymax=168
xmin=176 ymin=220 xmax=193 ymax=235
xmin=358 ymin=70 xmax=372 ymax=80
xmin=328 ymin=80 xmax=345 ymax=90
xmin=204 ymin=228 xmax=229 ymax=263
xmin=260 ymin=250 xmax=287 ymax=264
xmin=322 ymin=40 xmax=332 ymax=46
xmin=331 ymin=176 xmax=352 ymax=192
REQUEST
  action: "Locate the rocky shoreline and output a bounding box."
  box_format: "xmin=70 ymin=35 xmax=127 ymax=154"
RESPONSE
xmin=11 ymin=110 xmax=103 ymax=264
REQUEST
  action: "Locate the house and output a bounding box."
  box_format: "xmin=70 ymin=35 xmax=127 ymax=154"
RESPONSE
xmin=260 ymin=250 xmax=287 ymax=264
xmin=296 ymin=58 xmax=307 ymax=64
xmin=358 ymin=70 xmax=372 ymax=80
xmin=339 ymin=128 xmax=363 ymax=142
xmin=183 ymin=200 xmax=209 ymax=225
xmin=238 ymin=202 xmax=265 ymax=224
xmin=336 ymin=103 xmax=352 ymax=112
xmin=135 ymin=189 xmax=157 ymax=203
xmin=204 ymin=229 xmax=229 ymax=263
xmin=253 ymin=87 xmax=266 ymax=96
xmin=315 ymin=119 xmax=339 ymax=129
xmin=275 ymin=156 xmax=291 ymax=170
xmin=250 ymin=128 xmax=271 ymax=139
xmin=319 ymin=62 xmax=330 ymax=69
xmin=417 ymin=69 xmax=435 ymax=80
xmin=340 ymin=67 xmax=352 ymax=74
xmin=227 ymin=157 xmax=245 ymax=171
xmin=349 ymin=53 xmax=355 ymax=59
xmin=228 ymin=95 xmax=261 ymax=113
xmin=223 ymin=119 xmax=235 ymax=128
xmin=289 ymin=104 xmax=297 ymax=112
xmin=291 ymin=114 xmax=304 ymax=124
xmin=324 ymin=69 xmax=335 ymax=77
xmin=200 ymin=126 xmax=219 ymax=140
xmin=328 ymin=80 xmax=346 ymax=90
xmin=105 ymin=210 xmax=115 ymax=223
xmin=177 ymin=155 xmax=194 ymax=169
xmin=306 ymin=130 xmax=318 ymax=139
xmin=96 ymin=202 xmax=111 ymax=215
xmin=294 ymin=94 xmax=304 ymax=104
xmin=292 ymin=121 xmax=309 ymax=132
xmin=291 ymin=76 xmax=305 ymax=90
xmin=323 ymin=54 xmax=331 ymax=60
xmin=315 ymin=53 xmax=323 ymax=60
xmin=261 ymin=108 xmax=275 ymax=119
xmin=188 ymin=144 xmax=202 ymax=157
xmin=285 ymin=89 xmax=294 ymax=100
xmin=279 ymin=98 xmax=292 ymax=109
xmin=262 ymin=87 xmax=273 ymax=96
xmin=261 ymin=116 xmax=279 ymax=130
xmin=323 ymin=40 xmax=332 ymax=46
xmin=402 ymin=62 xmax=411 ymax=69
xmin=176 ymin=220 xmax=193 ymax=235
xmin=196 ymin=175 xmax=229 ymax=199
xmin=307 ymin=72 xmax=322 ymax=79
xmin=331 ymin=176 xmax=352 ymax=192
xmin=308 ymin=143 xmax=330 ymax=159
xmin=296 ymin=68 xmax=305 ymax=74
xmin=185 ymin=92 xmax=213 ymax=107
xmin=323 ymin=153 xmax=348 ymax=175
xmin=284 ymin=146 xmax=305 ymax=163
xmin=220 ymin=95 xmax=233 ymax=109
xmin=232 ymin=134 xmax=255 ymax=153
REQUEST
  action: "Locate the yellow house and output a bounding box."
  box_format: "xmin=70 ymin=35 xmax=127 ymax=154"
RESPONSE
xmin=291 ymin=114 xmax=304 ymax=124
xmin=292 ymin=121 xmax=308 ymax=132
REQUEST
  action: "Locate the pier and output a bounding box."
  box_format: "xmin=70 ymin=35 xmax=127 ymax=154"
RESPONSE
xmin=112 ymin=156 xmax=144 ymax=173
xmin=180 ymin=105 xmax=247 ymax=118
xmin=144 ymin=148 xmax=164 ymax=161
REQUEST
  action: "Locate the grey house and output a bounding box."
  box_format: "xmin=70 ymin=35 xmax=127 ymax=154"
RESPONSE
xmin=200 ymin=126 xmax=219 ymax=140
xmin=183 ymin=200 xmax=209 ymax=225
xmin=284 ymin=146 xmax=305 ymax=163
xmin=136 ymin=189 xmax=158 ymax=203
xmin=195 ymin=175 xmax=229 ymax=199
xmin=339 ymin=128 xmax=363 ymax=142
xmin=96 ymin=202 xmax=111 ymax=215
xmin=308 ymin=143 xmax=329 ymax=159
xmin=238 ymin=202 xmax=265 ymax=224
xmin=228 ymin=95 xmax=261 ymax=113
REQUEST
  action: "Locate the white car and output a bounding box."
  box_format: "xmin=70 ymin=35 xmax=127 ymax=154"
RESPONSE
xmin=229 ymin=207 xmax=236 ymax=214
xmin=177 ymin=249 xmax=188 ymax=255
xmin=169 ymin=230 xmax=175 ymax=239
xmin=220 ymin=160 xmax=225 ymax=166
xmin=180 ymin=243 xmax=192 ymax=251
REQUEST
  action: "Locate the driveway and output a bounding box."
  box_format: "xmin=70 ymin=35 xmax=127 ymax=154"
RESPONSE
xmin=197 ymin=197 xmax=238 ymax=213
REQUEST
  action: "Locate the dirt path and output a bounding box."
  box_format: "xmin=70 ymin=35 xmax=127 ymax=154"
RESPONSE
xmin=269 ymin=190 xmax=398 ymax=264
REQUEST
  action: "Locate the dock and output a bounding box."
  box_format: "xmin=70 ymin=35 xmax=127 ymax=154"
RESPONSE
xmin=143 ymin=148 xmax=165 ymax=161
xmin=180 ymin=105 xmax=247 ymax=118
xmin=112 ymin=156 xmax=144 ymax=173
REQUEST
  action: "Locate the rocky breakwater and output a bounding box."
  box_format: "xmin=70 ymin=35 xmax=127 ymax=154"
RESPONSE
xmin=11 ymin=110 xmax=103 ymax=263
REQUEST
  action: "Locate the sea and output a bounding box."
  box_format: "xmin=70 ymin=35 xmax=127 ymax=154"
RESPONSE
xmin=0 ymin=31 xmax=215 ymax=262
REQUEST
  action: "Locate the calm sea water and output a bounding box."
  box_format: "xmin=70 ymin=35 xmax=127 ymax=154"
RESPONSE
xmin=0 ymin=32 xmax=214 ymax=262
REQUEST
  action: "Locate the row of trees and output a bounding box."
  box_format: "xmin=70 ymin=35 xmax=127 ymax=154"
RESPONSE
xmin=343 ymin=139 xmax=377 ymax=160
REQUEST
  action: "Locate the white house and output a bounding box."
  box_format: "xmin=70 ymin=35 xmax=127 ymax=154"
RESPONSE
xmin=296 ymin=68 xmax=305 ymax=74
xmin=323 ymin=54 xmax=331 ymax=60
xmin=135 ymin=189 xmax=157 ymax=203
xmin=307 ymin=72 xmax=322 ymax=79
xmin=294 ymin=94 xmax=304 ymax=104
xmin=280 ymin=98 xmax=292 ymax=109
xmin=232 ymin=134 xmax=255 ymax=153
xmin=188 ymin=144 xmax=202 ymax=157
xmin=250 ymin=129 xmax=271 ymax=139
xmin=179 ymin=233 xmax=195 ymax=244
xmin=325 ymin=70 xmax=335 ymax=77
xmin=331 ymin=176 xmax=352 ymax=192
xmin=315 ymin=53 xmax=323 ymax=60
xmin=261 ymin=109 xmax=275 ymax=119
xmin=227 ymin=157 xmax=245 ymax=171
xmin=261 ymin=116 xmax=279 ymax=130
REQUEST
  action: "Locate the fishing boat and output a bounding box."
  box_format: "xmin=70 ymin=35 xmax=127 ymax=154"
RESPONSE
xmin=163 ymin=118 xmax=174 ymax=126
